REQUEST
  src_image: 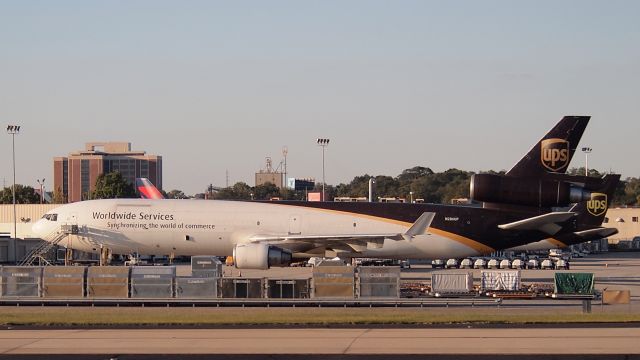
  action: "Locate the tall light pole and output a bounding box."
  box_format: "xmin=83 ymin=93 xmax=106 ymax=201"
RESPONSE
xmin=37 ymin=178 xmax=45 ymax=204
xmin=582 ymin=147 xmax=592 ymax=177
xmin=282 ymin=146 xmax=288 ymax=189
xmin=7 ymin=125 xmax=20 ymax=263
xmin=316 ymin=138 xmax=330 ymax=201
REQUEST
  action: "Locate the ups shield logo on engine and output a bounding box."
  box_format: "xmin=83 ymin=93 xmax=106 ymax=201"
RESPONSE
xmin=587 ymin=193 xmax=608 ymax=217
xmin=541 ymin=138 xmax=569 ymax=172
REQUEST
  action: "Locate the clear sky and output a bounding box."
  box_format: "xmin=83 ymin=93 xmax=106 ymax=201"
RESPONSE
xmin=1 ymin=0 xmax=639 ymax=195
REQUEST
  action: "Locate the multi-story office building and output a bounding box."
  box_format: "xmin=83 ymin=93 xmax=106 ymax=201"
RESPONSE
xmin=53 ymin=142 xmax=162 ymax=203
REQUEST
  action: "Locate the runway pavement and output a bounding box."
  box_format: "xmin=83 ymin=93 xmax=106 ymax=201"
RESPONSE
xmin=1 ymin=327 xmax=640 ymax=355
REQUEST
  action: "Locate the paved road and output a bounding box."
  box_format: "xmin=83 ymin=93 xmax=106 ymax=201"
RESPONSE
xmin=1 ymin=327 xmax=640 ymax=355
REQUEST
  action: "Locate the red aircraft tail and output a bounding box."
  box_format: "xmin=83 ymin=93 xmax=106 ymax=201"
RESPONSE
xmin=136 ymin=178 xmax=164 ymax=199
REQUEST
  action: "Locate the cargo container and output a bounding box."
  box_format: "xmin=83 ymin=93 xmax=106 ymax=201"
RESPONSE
xmin=130 ymin=266 xmax=175 ymax=298
xmin=357 ymin=266 xmax=400 ymax=298
xmin=87 ymin=266 xmax=130 ymax=298
xmin=42 ymin=266 xmax=86 ymax=298
xmin=175 ymin=277 xmax=218 ymax=298
xmin=474 ymin=258 xmax=487 ymax=269
xmin=266 ymin=279 xmax=310 ymax=299
xmin=554 ymin=272 xmax=594 ymax=295
xmin=1 ymin=266 xmax=42 ymax=297
xmin=190 ymin=256 xmax=223 ymax=277
xmin=480 ymin=270 xmax=521 ymax=291
xmin=541 ymin=259 xmax=554 ymax=269
xmin=220 ymin=278 xmax=263 ymax=298
xmin=511 ymin=259 xmax=525 ymax=269
xmin=430 ymin=272 xmax=474 ymax=295
xmin=312 ymin=266 xmax=355 ymax=298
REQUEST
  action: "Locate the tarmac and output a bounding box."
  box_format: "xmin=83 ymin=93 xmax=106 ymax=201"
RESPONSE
xmin=1 ymin=327 xmax=640 ymax=355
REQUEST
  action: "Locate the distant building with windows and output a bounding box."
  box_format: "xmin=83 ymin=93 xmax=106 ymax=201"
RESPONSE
xmin=53 ymin=142 xmax=162 ymax=203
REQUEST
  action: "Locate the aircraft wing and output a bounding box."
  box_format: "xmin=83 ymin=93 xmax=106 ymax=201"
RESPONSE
xmin=248 ymin=212 xmax=435 ymax=253
xmin=498 ymin=212 xmax=576 ymax=235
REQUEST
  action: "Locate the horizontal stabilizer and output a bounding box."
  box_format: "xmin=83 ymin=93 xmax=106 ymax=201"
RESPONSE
xmin=574 ymin=227 xmax=618 ymax=239
xmin=498 ymin=212 xmax=576 ymax=235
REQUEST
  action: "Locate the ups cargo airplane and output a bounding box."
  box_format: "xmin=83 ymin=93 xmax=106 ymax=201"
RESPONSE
xmin=33 ymin=116 xmax=619 ymax=269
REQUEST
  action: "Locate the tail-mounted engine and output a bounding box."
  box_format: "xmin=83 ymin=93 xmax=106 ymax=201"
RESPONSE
xmin=233 ymin=243 xmax=293 ymax=270
xmin=470 ymin=173 xmax=592 ymax=208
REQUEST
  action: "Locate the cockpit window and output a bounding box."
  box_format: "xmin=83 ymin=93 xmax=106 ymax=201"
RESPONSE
xmin=42 ymin=214 xmax=58 ymax=221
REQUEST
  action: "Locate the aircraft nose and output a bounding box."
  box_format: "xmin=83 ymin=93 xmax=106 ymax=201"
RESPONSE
xmin=32 ymin=219 xmax=49 ymax=239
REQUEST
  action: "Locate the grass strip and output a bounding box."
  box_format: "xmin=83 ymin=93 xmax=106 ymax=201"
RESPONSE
xmin=1 ymin=307 xmax=640 ymax=326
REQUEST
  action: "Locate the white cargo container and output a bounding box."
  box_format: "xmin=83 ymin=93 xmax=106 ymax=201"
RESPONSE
xmin=474 ymin=259 xmax=487 ymax=269
xmin=480 ymin=270 xmax=521 ymax=291
xmin=431 ymin=272 xmax=474 ymax=295
xmin=445 ymin=259 xmax=458 ymax=269
xmin=527 ymin=259 xmax=540 ymax=269
xmin=541 ymin=259 xmax=554 ymax=269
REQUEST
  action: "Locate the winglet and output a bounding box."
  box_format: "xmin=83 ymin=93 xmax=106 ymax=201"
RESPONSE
xmin=405 ymin=212 xmax=435 ymax=237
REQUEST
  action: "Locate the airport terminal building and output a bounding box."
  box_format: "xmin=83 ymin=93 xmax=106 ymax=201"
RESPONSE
xmin=54 ymin=142 xmax=162 ymax=203
xmin=605 ymin=207 xmax=640 ymax=246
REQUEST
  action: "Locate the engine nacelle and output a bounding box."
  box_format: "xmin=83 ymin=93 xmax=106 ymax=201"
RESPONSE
xmin=233 ymin=243 xmax=293 ymax=270
xmin=470 ymin=173 xmax=591 ymax=207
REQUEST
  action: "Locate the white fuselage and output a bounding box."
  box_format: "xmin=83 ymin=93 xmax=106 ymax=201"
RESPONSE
xmin=32 ymin=199 xmax=483 ymax=260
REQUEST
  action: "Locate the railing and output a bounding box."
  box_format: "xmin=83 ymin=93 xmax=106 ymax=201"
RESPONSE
xmin=18 ymin=226 xmax=74 ymax=266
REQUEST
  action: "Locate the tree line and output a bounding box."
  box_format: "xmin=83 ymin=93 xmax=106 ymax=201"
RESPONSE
xmin=211 ymin=166 xmax=640 ymax=206
xmin=1 ymin=168 xmax=639 ymax=206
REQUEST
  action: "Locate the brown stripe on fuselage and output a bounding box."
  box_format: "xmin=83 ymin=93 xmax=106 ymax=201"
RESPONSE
xmin=268 ymin=202 xmax=495 ymax=254
xmin=428 ymin=228 xmax=495 ymax=254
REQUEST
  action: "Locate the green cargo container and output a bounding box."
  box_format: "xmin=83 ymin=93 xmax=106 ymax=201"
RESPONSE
xmin=554 ymin=272 xmax=594 ymax=295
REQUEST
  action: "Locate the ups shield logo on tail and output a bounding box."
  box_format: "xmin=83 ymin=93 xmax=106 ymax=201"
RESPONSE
xmin=587 ymin=193 xmax=608 ymax=217
xmin=541 ymin=138 xmax=569 ymax=172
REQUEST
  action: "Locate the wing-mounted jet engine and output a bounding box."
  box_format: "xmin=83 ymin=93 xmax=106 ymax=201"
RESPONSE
xmin=233 ymin=244 xmax=293 ymax=270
